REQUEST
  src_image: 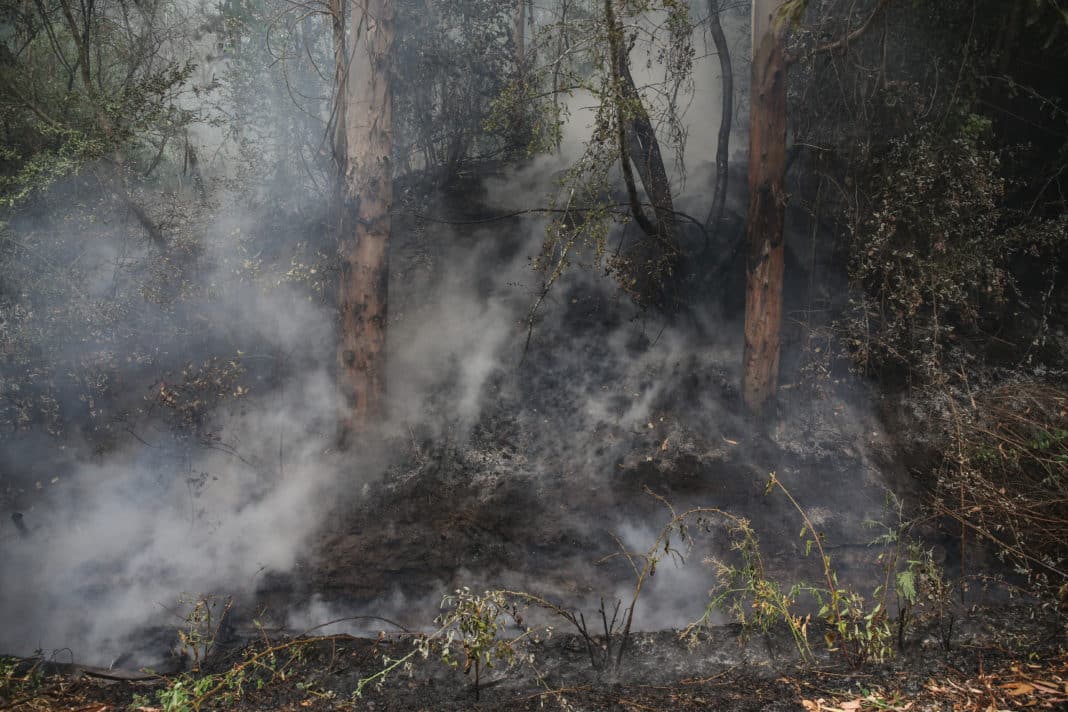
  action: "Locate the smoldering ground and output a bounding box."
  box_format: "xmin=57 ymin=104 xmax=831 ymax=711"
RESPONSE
xmin=0 ymin=2 xmax=907 ymax=669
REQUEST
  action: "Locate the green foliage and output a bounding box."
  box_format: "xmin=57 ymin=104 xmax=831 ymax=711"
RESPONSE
xmin=393 ymin=0 xmax=523 ymax=180
xmin=695 ymin=475 xmax=953 ymax=666
xmin=769 ymin=473 xmax=895 ymax=665
xmin=158 ymin=678 xmax=195 ymax=712
xmin=686 ymin=512 xmax=815 ymax=660
xmin=155 ymin=634 xmax=315 ymax=711
xmin=484 ymin=76 xmax=565 ymax=158
xmin=0 ymin=1 xmax=197 ymax=208
xmin=434 ymin=587 xmax=520 ymax=694
xmin=0 ymin=126 xmax=104 ymax=210
xmin=0 ymin=655 xmax=41 ymax=702
xmin=356 ymin=588 xmax=533 ymax=698
xmin=778 ymin=0 xmax=811 ymax=29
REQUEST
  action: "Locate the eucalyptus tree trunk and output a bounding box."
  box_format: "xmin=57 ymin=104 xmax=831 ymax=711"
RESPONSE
xmin=742 ymin=0 xmax=788 ymax=415
xmin=336 ymin=0 xmax=394 ymax=441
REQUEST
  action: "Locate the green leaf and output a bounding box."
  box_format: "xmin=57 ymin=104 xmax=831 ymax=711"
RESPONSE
xmin=896 ymin=570 xmax=917 ymax=602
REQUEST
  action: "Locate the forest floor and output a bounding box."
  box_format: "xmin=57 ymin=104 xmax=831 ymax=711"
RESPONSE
xmin=3 ymin=412 xmax=1067 ymax=711
xmin=7 ymin=383 xmax=1067 ymax=710
xmin=2 ymin=311 xmax=1064 ymax=710
xmin=1 ymin=604 xmax=1065 ymax=711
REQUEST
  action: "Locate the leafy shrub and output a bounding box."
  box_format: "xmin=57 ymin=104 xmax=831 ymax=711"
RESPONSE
xmin=688 ymin=475 xmax=950 ymax=666
xmin=843 ymin=115 xmax=1063 ymax=384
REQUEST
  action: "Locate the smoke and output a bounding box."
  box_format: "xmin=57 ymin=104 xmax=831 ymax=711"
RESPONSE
xmin=0 ymin=0 xmax=905 ymax=670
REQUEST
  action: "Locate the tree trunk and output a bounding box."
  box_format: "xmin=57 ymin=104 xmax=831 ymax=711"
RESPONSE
xmin=704 ymin=0 xmax=732 ymax=241
xmin=618 ymin=53 xmax=677 ymax=240
xmin=336 ymin=0 xmax=394 ymax=441
xmin=513 ymin=0 xmax=526 ymax=73
xmin=329 ymin=0 xmax=347 ymax=167
xmin=604 ymin=0 xmax=681 ymax=309
xmin=742 ymin=0 xmax=787 ymax=415
xmin=551 ymin=0 xmax=569 ymax=154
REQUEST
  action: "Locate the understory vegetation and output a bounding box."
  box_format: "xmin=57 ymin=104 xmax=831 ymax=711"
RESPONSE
xmin=119 ymin=475 xmax=1028 ymax=709
xmin=2 ymin=0 xmax=1067 ymax=709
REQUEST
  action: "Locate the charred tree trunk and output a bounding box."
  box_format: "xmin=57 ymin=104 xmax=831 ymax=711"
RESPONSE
xmin=336 ymin=0 xmax=394 ymax=442
xmin=704 ymin=0 xmax=732 ymax=241
xmin=604 ymin=0 xmax=681 ymax=309
xmin=617 ymin=53 xmax=677 ymax=239
xmin=742 ymin=0 xmax=787 ymax=414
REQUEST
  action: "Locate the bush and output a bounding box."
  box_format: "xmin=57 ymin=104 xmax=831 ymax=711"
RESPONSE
xmin=935 ymin=382 xmax=1068 ymax=596
xmin=842 ymin=114 xmax=1063 ymax=385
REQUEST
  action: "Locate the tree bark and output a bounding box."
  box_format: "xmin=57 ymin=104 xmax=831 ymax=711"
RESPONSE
xmin=742 ymin=0 xmax=788 ymax=414
xmin=337 ymin=0 xmax=394 ymax=441
xmin=704 ymin=0 xmax=732 ymax=242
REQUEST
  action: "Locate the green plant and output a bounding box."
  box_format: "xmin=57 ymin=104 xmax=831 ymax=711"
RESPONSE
xmin=355 ymin=588 xmax=530 ymax=699
xmin=695 ymin=474 xmax=920 ymax=666
xmin=0 ymin=656 xmax=29 ymax=701
xmin=153 ymin=634 xmax=328 ymax=711
xmin=157 ymin=677 xmax=195 ymax=712
xmin=435 ymin=588 xmax=520 ymax=699
xmin=128 ymin=692 xmax=152 ymax=710
xmin=864 ymin=487 xmax=959 ymax=653
xmin=0 ymin=653 xmax=54 ymax=708
xmin=774 ymin=473 xmax=898 ymax=665
xmin=684 ymin=512 xmax=815 ymax=661
xmin=356 ymin=490 xmax=742 ymax=695
xmin=841 ymin=112 xmax=1067 ymax=387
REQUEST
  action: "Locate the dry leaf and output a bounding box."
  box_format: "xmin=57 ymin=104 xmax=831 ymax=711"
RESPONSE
xmin=1000 ymin=681 xmax=1034 ymax=695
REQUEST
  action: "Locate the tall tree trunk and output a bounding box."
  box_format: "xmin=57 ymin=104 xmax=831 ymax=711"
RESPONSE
xmin=336 ymin=0 xmax=394 ymax=441
xmin=742 ymin=0 xmax=787 ymax=414
xmin=704 ymin=0 xmax=732 ymax=242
